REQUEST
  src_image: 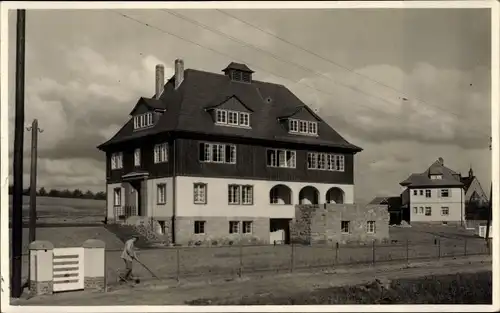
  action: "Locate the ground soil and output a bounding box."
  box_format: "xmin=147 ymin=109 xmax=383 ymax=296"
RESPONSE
xmin=11 ymin=254 xmax=491 ymax=306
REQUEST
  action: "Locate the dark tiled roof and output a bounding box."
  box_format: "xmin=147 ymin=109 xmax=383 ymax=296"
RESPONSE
xmin=399 ymin=158 xmax=463 ymax=188
xmin=368 ymin=196 xmax=389 ymax=205
xmin=461 ymin=175 xmax=475 ymax=192
xmin=98 ymin=65 xmax=362 ymax=152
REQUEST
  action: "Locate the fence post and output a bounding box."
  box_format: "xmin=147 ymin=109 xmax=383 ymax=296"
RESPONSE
xmin=405 ymin=239 xmax=409 ymax=265
xmin=238 ymin=242 xmax=243 ymax=278
xmin=176 ymin=247 xmax=180 ymax=283
xmin=290 ymin=243 xmax=295 ymax=272
xmin=438 ymin=239 xmax=441 ymax=259
xmin=372 ymin=240 xmax=375 ymax=265
xmin=335 ymin=242 xmax=339 ymax=265
xmin=464 ymin=238 xmax=467 ymax=257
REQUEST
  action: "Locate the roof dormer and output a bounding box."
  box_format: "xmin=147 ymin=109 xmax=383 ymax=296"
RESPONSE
xmin=222 ymin=62 xmax=254 ymax=83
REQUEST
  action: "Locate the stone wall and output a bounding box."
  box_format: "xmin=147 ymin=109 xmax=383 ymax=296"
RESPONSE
xmin=175 ymin=216 xmax=270 ymax=246
xmin=290 ymin=204 xmax=390 ymax=245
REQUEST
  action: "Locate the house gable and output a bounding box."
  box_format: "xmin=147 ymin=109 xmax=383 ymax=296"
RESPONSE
xmin=465 ymin=178 xmax=488 ymax=203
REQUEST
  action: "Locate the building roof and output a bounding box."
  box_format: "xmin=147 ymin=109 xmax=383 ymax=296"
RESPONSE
xmin=368 ymin=196 xmax=389 ymax=205
xmin=399 ymin=158 xmax=464 ymax=188
xmin=222 ymin=62 xmax=255 ymax=73
xmin=460 ymin=175 xmax=475 ymax=193
xmin=98 ymin=63 xmax=362 ymax=152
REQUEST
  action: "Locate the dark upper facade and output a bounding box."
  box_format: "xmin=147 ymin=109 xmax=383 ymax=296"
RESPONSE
xmin=98 ymin=60 xmax=362 ymax=184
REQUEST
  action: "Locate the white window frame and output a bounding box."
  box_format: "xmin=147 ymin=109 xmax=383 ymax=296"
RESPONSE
xmin=154 ymin=143 xmax=168 ymax=164
xmin=308 ymin=121 xmax=318 ymax=135
xmin=419 ymin=207 xmax=424 ymax=214
xmin=193 ymin=183 xmax=207 ymax=204
xmin=199 ymin=142 xmax=236 ymax=164
xmin=441 ymin=207 xmax=450 ymax=216
xmin=341 ymin=221 xmax=350 ymax=234
xmin=289 ymin=119 xmax=299 ymax=133
xmin=241 ymin=185 xmax=254 ymax=205
xmin=288 ymin=118 xmax=318 ymax=135
xmin=419 ymin=190 xmax=424 ymax=196
xmin=413 ymin=207 xmax=418 ymax=214
xmin=111 ymin=152 xmax=123 ymax=170
xmin=425 ymin=207 xmax=432 ymax=216
xmin=366 ymin=221 xmax=375 ymax=234
xmin=194 ymin=221 xmax=206 ymax=234
xmin=216 ymin=109 xmax=227 ymax=124
xmin=133 ymin=112 xmax=154 ymax=130
xmin=228 ymin=185 xmax=241 ymax=205
xmin=134 ymin=148 xmax=141 ymax=167
xmin=425 ymin=189 xmax=431 ymax=198
xmin=229 ymin=221 xmax=240 ymax=234
xmin=299 ymin=120 xmax=308 ymax=133
xmin=157 ymin=184 xmax=167 ymax=205
xmin=267 ymin=149 xmax=296 ymax=168
xmin=440 ymin=189 xmax=450 ymax=198
xmin=239 ymin=112 xmax=250 ymax=127
xmin=243 ymin=221 xmax=253 ymax=234
xmin=113 ymin=188 xmax=121 ymax=207
xmin=413 ymin=190 xmax=418 ymax=196
xmin=307 ymin=152 xmax=344 ymax=171
xmin=227 ymin=110 xmax=239 ymax=125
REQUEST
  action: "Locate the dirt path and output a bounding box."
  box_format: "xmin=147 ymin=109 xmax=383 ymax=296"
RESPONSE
xmin=12 ymin=255 xmax=491 ymax=306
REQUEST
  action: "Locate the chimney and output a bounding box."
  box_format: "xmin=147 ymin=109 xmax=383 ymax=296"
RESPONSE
xmin=438 ymin=157 xmax=444 ymax=165
xmin=155 ymin=64 xmax=165 ymax=100
xmin=175 ymin=59 xmax=184 ymax=90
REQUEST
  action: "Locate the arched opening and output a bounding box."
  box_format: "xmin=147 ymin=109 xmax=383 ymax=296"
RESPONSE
xmin=326 ymin=187 xmax=345 ymax=204
xmin=299 ymin=186 xmax=320 ymax=205
xmin=269 ymin=185 xmax=292 ymax=204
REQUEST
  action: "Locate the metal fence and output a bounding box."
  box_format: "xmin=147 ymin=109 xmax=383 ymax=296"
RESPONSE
xmin=102 ymin=237 xmax=491 ymax=285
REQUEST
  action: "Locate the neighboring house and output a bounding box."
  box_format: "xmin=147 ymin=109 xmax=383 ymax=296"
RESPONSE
xmin=461 ymin=167 xmax=490 ymax=230
xmin=399 ymin=157 xmax=465 ymax=226
xmin=97 ymin=59 xmax=362 ymax=245
xmin=369 ymin=196 xmax=404 ymax=225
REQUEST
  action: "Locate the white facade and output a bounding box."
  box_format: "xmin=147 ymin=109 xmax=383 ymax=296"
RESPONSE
xmin=408 ymin=187 xmax=464 ymax=223
xmin=107 ymin=176 xmax=354 ymax=220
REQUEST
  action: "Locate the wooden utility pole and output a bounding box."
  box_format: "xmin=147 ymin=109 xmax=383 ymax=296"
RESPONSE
xmin=11 ymin=9 xmax=26 ymax=299
xmin=27 ymin=120 xmax=43 ymax=244
xmin=485 ymin=136 xmax=492 ymax=242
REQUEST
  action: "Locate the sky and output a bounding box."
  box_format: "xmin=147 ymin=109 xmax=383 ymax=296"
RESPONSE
xmin=5 ymin=8 xmax=493 ymax=203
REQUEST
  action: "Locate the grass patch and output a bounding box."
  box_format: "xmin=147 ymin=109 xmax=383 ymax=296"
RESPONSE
xmin=186 ymin=271 xmax=492 ymax=305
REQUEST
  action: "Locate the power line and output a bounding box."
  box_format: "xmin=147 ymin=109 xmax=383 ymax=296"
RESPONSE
xmin=112 ymin=11 xmax=490 ymax=144
xmin=216 ymin=9 xmax=491 ymax=139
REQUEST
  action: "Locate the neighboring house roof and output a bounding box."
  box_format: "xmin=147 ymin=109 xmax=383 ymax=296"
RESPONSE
xmin=369 ymin=196 xmax=389 ymax=205
xmin=98 ymin=64 xmax=362 ymax=152
xmin=368 ymin=196 xmax=402 ymax=211
xmin=399 ymin=158 xmax=464 ymax=188
xmin=460 ymin=175 xmax=475 ymax=193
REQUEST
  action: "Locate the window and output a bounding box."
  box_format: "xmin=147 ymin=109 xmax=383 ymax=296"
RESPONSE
xmin=442 ymin=221 xmax=448 ymax=225
xmin=215 ymin=109 xmax=251 ymax=128
xmin=270 ymin=188 xmax=279 ymax=204
xmin=228 ymin=111 xmax=238 ymax=125
xmin=216 ymin=109 xmax=227 ymax=124
xmin=413 ymin=207 xmax=418 ymax=214
xmin=239 ymin=112 xmax=250 ymax=127
xmin=113 ymin=188 xmax=121 ymax=207
xmin=440 ymin=189 xmax=450 ymax=198
xmin=241 ymin=72 xmax=251 ymax=83
xmin=366 ymin=221 xmax=375 ymax=233
xmin=193 ymin=183 xmax=207 ymax=204
xmin=199 ymin=142 xmax=236 ymax=164
xmin=243 ymin=221 xmax=253 ymax=234
xmin=341 ymin=221 xmax=350 ymax=234
xmin=267 ymin=149 xmax=296 ymax=168
xmin=157 ymin=184 xmax=166 ymax=205
xmin=194 ymin=221 xmax=205 ymax=234
xmin=110 ymin=152 xmax=123 ymax=170
xmin=134 ymin=148 xmax=141 ymax=167
xmin=228 ymin=185 xmax=253 ymax=205
xmin=133 ymin=112 xmax=154 ymax=130
xmin=430 ymin=174 xmax=442 ymax=180
xmin=419 ymin=207 xmax=424 ymax=214
xmin=413 ymin=190 xmax=417 ymax=196
xmin=425 ymin=207 xmax=432 ymax=216
xmin=419 ymin=190 xmax=423 ymax=196
xmin=307 ymin=152 xmax=344 ymax=171
xmin=441 ymin=207 xmax=449 ymax=216
xmin=288 ymin=118 xmax=318 ymax=135
xmin=425 ymin=189 xmax=431 ymax=198
xmin=154 ymin=143 xmax=168 ymax=163
xmin=229 ymin=221 xmax=240 ymax=234
xmin=231 ymin=71 xmax=243 ymax=81
xmin=289 ymin=119 xmax=298 ymax=132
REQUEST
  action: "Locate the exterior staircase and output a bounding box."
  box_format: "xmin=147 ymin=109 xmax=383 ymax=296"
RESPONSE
xmin=104 ymin=216 xmax=169 ymax=248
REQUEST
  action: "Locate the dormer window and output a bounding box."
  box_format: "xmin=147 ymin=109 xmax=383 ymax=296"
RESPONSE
xmin=430 ymin=174 xmax=442 ymax=180
xmin=133 ymin=112 xmax=154 ymax=130
xmin=288 ymin=118 xmax=318 ymax=136
xmin=223 ymin=62 xmax=254 ymax=83
xmin=215 ymin=109 xmax=250 ymax=128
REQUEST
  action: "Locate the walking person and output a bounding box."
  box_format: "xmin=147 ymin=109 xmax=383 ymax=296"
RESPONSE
xmin=121 ymin=235 xmax=139 ymax=282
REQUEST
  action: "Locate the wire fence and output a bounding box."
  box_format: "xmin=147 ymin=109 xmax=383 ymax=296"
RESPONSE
xmin=100 ymin=237 xmax=491 ymax=285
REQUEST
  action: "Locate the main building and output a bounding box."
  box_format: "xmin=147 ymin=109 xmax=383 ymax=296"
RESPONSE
xmin=98 ymin=59 xmax=362 ymax=245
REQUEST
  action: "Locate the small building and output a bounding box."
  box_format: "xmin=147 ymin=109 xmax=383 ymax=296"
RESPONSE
xmin=97 ymin=59 xmax=363 ymax=246
xmin=290 ymin=204 xmax=390 ymax=245
xmin=369 ymin=196 xmax=404 ymax=225
xmin=400 ymin=157 xmax=465 ymax=226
